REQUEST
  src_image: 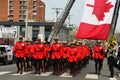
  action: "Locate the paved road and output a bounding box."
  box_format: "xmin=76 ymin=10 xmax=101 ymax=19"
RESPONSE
xmin=0 ymin=58 xmax=120 ymax=80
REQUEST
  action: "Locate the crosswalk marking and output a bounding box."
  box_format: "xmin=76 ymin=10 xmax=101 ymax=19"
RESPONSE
xmin=0 ymin=70 xmax=119 ymax=80
xmin=0 ymin=71 xmax=11 ymax=75
xmin=118 ymin=73 xmax=120 ymax=77
xmin=60 ymin=72 xmax=72 ymax=77
xmin=85 ymin=74 xmax=98 ymax=79
xmin=11 ymin=72 xmax=31 ymax=76
xmin=35 ymin=72 xmax=52 ymax=76
xmin=109 ymin=77 xmax=117 ymax=80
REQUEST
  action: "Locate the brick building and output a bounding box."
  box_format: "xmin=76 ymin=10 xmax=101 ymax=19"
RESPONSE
xmin=0 ymin=0 xmax=69 ymax=44
xmin=0 ymin=0 xmax=45 ymax=22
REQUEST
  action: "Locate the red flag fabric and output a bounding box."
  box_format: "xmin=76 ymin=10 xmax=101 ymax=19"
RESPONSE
xmin=76 ymin=0 xmax=116 ymax=40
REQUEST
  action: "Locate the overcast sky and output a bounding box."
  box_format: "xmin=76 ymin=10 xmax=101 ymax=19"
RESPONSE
xmin=42 ymin=0 xmax=120 ymax=32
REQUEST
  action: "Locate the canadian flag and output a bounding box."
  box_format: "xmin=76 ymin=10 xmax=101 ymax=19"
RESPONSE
xmin=75 ymin=0 xmax=116 ymax=40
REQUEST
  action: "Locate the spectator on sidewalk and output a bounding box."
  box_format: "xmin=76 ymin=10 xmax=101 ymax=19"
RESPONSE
xmin=107 ymin=44 xmax=115 ymax=78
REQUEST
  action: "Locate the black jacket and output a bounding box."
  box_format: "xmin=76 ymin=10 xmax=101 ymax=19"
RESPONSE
xmin=107 ymin=56 xmax=115 ymax=65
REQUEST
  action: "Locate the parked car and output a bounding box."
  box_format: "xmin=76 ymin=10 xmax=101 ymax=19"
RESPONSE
xmin=0 ymin=45 xmax=14 ymax=64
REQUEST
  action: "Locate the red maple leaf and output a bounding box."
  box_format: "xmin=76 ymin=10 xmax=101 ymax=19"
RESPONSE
xmin=87 ymin=0 xmax=113 ymax=21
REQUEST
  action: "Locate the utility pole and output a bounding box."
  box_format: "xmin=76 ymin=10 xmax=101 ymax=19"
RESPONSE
xmin=52 ymin=8 xmax=62 ymax=21
xmin=48 ymin=0 xmax=76 ymax=43
xmin=68 ymin=15 xmax=72 ymax=28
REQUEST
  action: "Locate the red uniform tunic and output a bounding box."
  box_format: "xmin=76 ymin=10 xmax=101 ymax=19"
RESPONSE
xmin=68 ymin=47 xmax=78 ymax=62
xmin=76 ymin=46 xmax=83 ymax=60
xmin=62 ymin=46 xmax=69 ymax=59
xmin=24 ymin=42 xmax=28 ymax=57
xmin=13 ymin=41 xmax=26 ymax=58
xmin=83 ymin=45 xmax=90 ymax=57
xmin=79 ymin=46 xmax=86 ymax=60
xmin=26 ymin=44 xmax=34 ymax=58
xmin=42 ymin=44 xmax=47 ymax=58
xmin=93 ymin=45 xmax=105 ymax=60
xmin=45 ymin=47 xmax=50 ymax=59
xmin=49 ymin=43 xmax=63 ymax=59
xmin=33 ymin=43 xmax=46 ymax=59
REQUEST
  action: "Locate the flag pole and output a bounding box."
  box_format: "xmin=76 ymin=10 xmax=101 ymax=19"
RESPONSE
xmin=109 ymin=0 xmax=120 ymax=38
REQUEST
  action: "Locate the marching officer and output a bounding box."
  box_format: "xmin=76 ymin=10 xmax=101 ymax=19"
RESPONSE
xmin=76 ymin=41 xmax=83 ymax=71
xmin=44 ymin=44 xmax=52 ymax=72
xmin=23 ymin=39 xmax=29 ymax=72
xmin=92 ymin=40 xmax=105 ymax=75
xmin=48 ymin=37 xmax=63 ymax=75
xmin=33 ymin=38 xmax=46 ymax=74
xmin=41 ymin=41 xmax=47 ymax=73
xmin=25 ymin=40 xmax=34 ymax=71
xmin=13 ymin=35 xmax=27 ymax=74
xmin=68 ymin=42 xmax=79 ymax=77
xmin=83 ymin=42 xmax=90 ymax=65
xmin=62 ymin=41 xmax=69 ymax=72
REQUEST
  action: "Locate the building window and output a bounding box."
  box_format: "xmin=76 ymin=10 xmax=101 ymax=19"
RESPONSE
xmin=22 ymin=27 xmax=25 ymax=32
xmin=19 ymin=15 xmax=23 ymax=19
xmin=33 ymin=6 xmax=37 ymax=11
xmin=45 ymin=27 xmax=51 ymax=32
xmin=19 ymin=1 xmax=27 ymax=5
xmin=33 ymin=8 xmax=37 ymax=12
xmin=9 ymin=15 xmax=13 ymax=18
xmin=23 ymin=11 xmax=26 ymax=14
xmin=19 ymin=20 xmax=24 ymax=22
xmin=9 ymin=10 xmax=13 ymax=15
xmin=33 ymin=1 xmax=37 ymax=6
xmin=20 ymin=10 xmax=26 ymax=14
xmin=33 ymin=12 xmax=37 ymax=15
xmin=33 ymin=15 xmax=37 ymax=21
xmin=20 ymin=11 xmax=23 ymax=14
xmin=33 ymin=10 xmax=37 ymax=12
xmin=23 ymin=1 xmax=27 ymax=5
xmin=20 ymin=26 xmax=25 ymax=38
xmin=9 ymin=1 xmax=13 ymax=6
xmin=4 ymin=25 xmax=11 ymax=27
xmin=32 ymin=26 xmax=39 ymax=39
xmin=19 ymin=15 xmax=26 ymax=20
xmin=24 ymin=6 xmax=27 ymax=9
xmin=20 ymin=6 xmax=24 ymax=9
xmin=9 ymin=20 xmax=13 ymax=22
xmin=20 ymin=1 xmax=22 ymax=5
xmin=33 ymin=26 xmax=39 ymax=31
xmin=20 ymin=15 xmax=26 ymax=18
xmin=9 ymin=6 xmax=13 ymax=10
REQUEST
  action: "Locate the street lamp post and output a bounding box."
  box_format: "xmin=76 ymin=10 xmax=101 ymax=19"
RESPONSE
xmin=68 ymin=15 xmax=72 ymax=28
xmin=25 ymin=1 xmax=44 ymax=39
xmin=67 ymin=15 xmax=72 ymax=42
xmin=25 ymin=0 xmax=29 ymax=40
